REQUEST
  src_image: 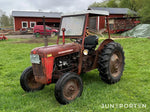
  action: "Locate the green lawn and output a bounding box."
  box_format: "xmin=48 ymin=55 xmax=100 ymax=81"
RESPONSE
xmin=0 ymin=37 xmax=149 ymax=112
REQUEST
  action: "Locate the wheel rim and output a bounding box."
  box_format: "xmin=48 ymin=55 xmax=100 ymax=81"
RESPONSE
xmin=27 ymin=73 xmax=43 ymax=89
xmin=109 ymin=50 xmax=123 ymax=77
xmin=63 ymin=79 xmax=80 ymax=101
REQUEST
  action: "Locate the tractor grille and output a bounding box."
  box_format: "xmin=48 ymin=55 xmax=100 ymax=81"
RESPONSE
xmin=32 ymin=63 xmax=44 ymax=76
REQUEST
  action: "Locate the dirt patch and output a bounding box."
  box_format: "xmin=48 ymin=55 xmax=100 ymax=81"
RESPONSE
xmin=6 ymin=35 xmax=34 ymax=39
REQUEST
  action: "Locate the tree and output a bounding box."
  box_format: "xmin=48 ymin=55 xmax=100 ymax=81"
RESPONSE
xmin=0 ymin=14 xmax=10 ymax=27
xmin=89 ymin=0 xmax=120 ymax=8
xmin=119 ymin=0 xmax=142 ymax=12
xmin=89 ymin=1 xmax=108 ymax=7
xmin=107 ymin=0 xmax=119 ymax=8
xmin=0 ymin=9 xmax=5 ymax=17
xmin=9 ymin=15 xmax=13 ymax=26
xmin=138 ymin=0 xmax=150 ymax=23
xmin=0 ymin=9 xmax=13 ymax=27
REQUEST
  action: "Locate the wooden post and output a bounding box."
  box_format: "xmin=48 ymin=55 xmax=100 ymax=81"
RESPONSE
xmin=106 ymin=16 xmax=111 ymax=39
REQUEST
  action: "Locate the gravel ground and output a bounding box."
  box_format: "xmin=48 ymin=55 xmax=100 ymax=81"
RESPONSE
xmin=6 ymin=35 xmax=34 ymax=39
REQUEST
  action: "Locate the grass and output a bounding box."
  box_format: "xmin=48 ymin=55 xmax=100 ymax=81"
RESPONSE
xmin=0 ymin=37 xmax=150 ymax=112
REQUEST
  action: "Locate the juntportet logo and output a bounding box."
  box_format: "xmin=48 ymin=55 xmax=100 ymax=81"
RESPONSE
xmin=101 ymin=103 xmax=146 ymax=109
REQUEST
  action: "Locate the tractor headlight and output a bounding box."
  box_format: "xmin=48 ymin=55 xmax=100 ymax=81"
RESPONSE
xmin=83 ymin=49 xmax=89 ymax=55
xmin=30 ymin=54 xmax=40 ymax=64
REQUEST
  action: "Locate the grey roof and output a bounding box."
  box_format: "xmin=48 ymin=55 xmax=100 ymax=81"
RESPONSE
xmin=12 ymin=11 xmax=62 ymax=18
xmin=88 ymin=7 xmax=136 ymax=15
xmin=62 ymin=10 xmax=109 ymax=16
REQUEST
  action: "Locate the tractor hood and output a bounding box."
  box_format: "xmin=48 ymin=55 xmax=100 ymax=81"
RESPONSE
xmin=31 ymin=43 xmax=81 ymax=58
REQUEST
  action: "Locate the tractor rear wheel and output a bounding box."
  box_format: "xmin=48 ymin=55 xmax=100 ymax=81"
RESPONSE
xmin=55 ymin=72 xmax=83 ymax=104
xmin=20 ymin=66 xmax=45 ymax=92
xmin=98 ymin=42 xmax=125 ymax=84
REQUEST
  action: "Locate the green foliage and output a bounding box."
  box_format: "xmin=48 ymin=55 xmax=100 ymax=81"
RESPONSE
xmin=119 ymin=0 xmax=136 ymax=11
xmin=0 ymin=37 xmax=150 ymax=112
xmin=89 ymin=1 xmax=108 ymax=7
xmin=138 ymin=0 xmax=150 ymax=23
xmin=0 ymin=9 xmax=13 ymax=27
xmin=107 ymin=0 xmax=119 ymax=8
xmin=0 ymin=14 xmax=10 ymax=27
xmin=9 ymin=15 xmax=14 ymax=26
xmin=89 ymin=0 xmax=120 ymax=8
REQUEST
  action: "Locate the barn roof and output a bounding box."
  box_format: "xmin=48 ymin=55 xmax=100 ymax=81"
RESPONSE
xmin=88 ymin=7 xmax=136 ymax=15
xmin=12 ymin=11 xmax=62 ymax=18
xmin=62 ymin=10 xmax=109 ymax=16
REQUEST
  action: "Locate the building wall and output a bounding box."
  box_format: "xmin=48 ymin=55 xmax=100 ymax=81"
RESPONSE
xmin=98 ymin=14 xmax=125 ymax=31
xmin=14 ymin=17 xmax=60 ymax=31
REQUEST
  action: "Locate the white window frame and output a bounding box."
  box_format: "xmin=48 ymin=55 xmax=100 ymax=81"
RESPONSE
xmin=22 ymin=21 xmax=28 ymax=28
xmin=30 ymin=21 xmax=36 ymax=28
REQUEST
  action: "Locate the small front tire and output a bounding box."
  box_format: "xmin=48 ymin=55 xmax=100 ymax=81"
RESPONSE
xmin=55 ymin=72 xmax=83 ymax=105
xmin=20 ymin=66 xmax=45 ymax=92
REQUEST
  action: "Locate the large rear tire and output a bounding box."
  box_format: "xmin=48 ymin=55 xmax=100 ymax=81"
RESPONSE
xmin=55 ymin=72 xmax=83 ymax=105
xmin=98 ymin=42 xmax=125 ymax=84
xmin=20 ymin=66 xmax=45 ymax=92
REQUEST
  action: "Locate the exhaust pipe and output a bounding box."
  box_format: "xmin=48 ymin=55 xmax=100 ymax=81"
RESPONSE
xmin=43 ymin=16 xmax=48 ymax=46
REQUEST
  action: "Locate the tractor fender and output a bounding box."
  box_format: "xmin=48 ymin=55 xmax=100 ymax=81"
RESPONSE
xmin=92 ymin=39 xmax=114 ymax=69
xmin=97 ymin=39 xmax=114 ymax=52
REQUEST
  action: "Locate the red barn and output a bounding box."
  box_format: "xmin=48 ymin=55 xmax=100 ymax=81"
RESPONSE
xmin=12 ymin=11 xmax=62 ymax=31
xmin=88 ymin=7 xmax=139 ymax=33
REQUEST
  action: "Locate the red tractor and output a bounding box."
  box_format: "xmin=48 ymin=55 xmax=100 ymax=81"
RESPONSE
xmin=0 ymin=34 xmax=7 ymax=40
xmin=20 ymin=10 xmax=125 ymax=104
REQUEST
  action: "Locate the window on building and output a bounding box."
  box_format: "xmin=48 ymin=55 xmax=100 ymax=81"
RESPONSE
xmin=22 ymin=21 xmax=28 ymax=28
xmin=30 ymin=22 xmax=36 ymax=28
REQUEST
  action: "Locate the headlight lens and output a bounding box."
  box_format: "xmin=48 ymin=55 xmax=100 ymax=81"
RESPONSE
xmin=30 ymin=54 xmax=40 ymax=64
xmin=83 ymin=49 xmax=89 ymax=55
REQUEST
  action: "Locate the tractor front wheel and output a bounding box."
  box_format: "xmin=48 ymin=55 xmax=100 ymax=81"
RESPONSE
xmin=98 ymin=42 xmax=125 ymax=84
xmin=20 ymin=66 xmax=45 ymax=92
xmin=55 ymin=72 xmax=83 ymax=104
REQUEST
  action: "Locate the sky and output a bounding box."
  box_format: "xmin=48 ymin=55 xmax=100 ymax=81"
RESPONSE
xmin=0 ymin=0 xmax=103 ymax=16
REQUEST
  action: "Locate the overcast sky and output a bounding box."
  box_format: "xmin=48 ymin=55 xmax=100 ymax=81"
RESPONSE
xmin=0 ymin=0 xmax=103 ymax=15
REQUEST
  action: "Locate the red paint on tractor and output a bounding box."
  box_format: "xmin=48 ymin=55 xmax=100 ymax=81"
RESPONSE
xmin=32 ymin=43 xmax=81 ymax=84
xmin=31 ymin=43 xmax=81 ymax=58
xmin=78 ymin=14 xmax=89 ymax=75
xmin=42 ymin=56 xmax=54 ymax=84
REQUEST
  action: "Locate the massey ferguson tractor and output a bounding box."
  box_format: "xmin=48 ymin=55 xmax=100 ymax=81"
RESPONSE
xmin=20 ymin=10 xmax=125 ymax=104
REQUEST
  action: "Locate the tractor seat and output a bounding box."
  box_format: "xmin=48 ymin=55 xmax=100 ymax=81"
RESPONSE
xmin=83 ymin=35 xmax=99 ymax=49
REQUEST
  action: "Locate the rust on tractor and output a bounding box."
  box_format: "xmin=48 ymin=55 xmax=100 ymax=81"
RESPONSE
xmin=27 ymin=73 xmax=43 ymax=89
xmin=31 ymin=43 xmax=81 ymax=84
xmin=63 ymin=79 xmax=80 ymax=100
xmin=109 ymin=50 xmax=123 ymax=77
